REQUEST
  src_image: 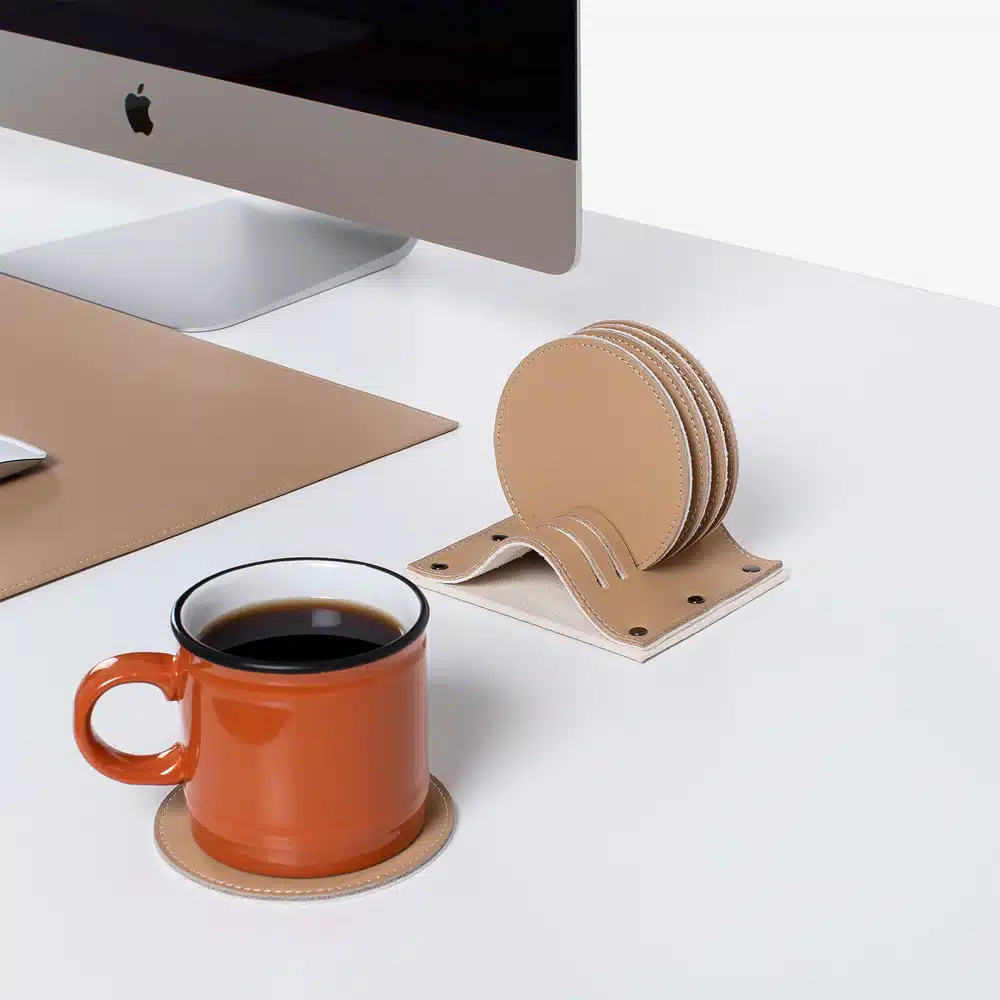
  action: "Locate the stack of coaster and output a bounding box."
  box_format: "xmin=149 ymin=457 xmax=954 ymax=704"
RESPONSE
xmin=409 ymin=321 xmax=786 ymax=661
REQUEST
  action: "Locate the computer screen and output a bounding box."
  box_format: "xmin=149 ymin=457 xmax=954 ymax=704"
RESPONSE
xmin=0 ymin=1 xmax=580 ymax=328
xmin=0 ymin=1 xmax=577 ymax=159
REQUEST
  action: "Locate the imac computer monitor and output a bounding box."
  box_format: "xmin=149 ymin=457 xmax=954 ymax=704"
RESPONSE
xmin=0 ymin=3 xmax=579 ymax=331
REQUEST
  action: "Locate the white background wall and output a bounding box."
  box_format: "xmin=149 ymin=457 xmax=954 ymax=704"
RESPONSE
xmin=581 ymin=1 xmax=1000 ymax=308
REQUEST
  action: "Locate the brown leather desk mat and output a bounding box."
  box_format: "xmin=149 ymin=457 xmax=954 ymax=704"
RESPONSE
xmin=0 ymin=275 xmax=456 ymax=601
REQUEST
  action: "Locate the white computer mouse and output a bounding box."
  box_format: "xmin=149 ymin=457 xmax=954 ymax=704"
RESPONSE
xmin=0 ymin=434 xmax=48 ymax=482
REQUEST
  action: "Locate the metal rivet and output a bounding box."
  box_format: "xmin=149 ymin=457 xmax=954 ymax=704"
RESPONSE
xmin=492 ymin=534 xmax=508 ymax=541
xmin=687 ymin=595 xmax=705 ymax=604
xmin=629 ymin=626 xmax=648 ymax=637
xmin=430 ymin=562 xmax=449 ymax=570
xmin=743 ymin=564 xmax=761 ymax=573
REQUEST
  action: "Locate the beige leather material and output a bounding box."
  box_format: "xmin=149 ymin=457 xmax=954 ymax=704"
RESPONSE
xmin=579 ymin=327 xmax=711 ymax=552
xmin=410 ymin=515 xmax=782 ymax=653
xmin=414 ymin=551 xmax=785 ymax=662
xmin=600 ymin=319 xmax=740 ymax=533
xmin=494 ymin=336 xmax=692 ymax=570
xmin=411 ymin=322 xmax=782 ymax=659
xmin=0 ymin=276 xmax=457 ymax=601
xmin=154 ymin=775 xmax=455 ymax=900
xmin=578 ymin=321 xmax=729 ymax=544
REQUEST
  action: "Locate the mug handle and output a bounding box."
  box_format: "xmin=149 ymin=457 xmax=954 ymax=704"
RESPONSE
xmin=73 ymin=653 xmax=194 ymax=785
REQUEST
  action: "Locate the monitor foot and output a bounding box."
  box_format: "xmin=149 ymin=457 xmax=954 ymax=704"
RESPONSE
xmin=0 ymin=198 xmax=415 ymax=332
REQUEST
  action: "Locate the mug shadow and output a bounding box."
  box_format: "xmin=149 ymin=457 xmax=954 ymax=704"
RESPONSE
xmin=428 ymin=671 xmax=522 ymax=798
xmin=123 ymin=671 xmax=524 ymax=813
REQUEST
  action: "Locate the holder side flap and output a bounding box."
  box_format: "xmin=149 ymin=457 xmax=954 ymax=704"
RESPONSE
xmin=409 ymin=516 xmax=533 ymax=584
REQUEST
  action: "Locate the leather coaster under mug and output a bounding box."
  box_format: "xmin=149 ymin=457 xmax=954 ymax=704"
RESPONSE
xmin=155 ymin=775 xmax=455 ymax=901
xmin=409 ymin=321 xmax=787 ymax=661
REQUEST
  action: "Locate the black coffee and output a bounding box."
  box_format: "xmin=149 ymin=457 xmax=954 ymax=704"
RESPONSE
xmin=201 ymin=598 xmax=403 ymax=664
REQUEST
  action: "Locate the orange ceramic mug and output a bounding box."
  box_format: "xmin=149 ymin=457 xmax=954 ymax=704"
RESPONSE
xmin=73 ymin=558 xmax=429 ymax=878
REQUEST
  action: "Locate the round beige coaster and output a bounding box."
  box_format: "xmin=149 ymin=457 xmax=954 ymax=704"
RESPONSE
xmin=154 ymin=775 xmax=455 ymax=901
xmin=494 ymin=336 xmax=693 ymax=571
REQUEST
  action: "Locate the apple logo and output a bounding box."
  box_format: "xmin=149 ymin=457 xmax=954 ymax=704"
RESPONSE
xmin=124 ymin=83 xmax=153 ymax=135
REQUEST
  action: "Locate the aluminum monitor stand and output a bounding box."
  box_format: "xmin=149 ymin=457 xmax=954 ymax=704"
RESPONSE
xmin=0 ymin=198 xmax=415 ymax=332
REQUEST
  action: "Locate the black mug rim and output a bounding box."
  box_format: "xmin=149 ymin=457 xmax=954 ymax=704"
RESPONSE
xmin=170 ymin=557 xmax=429 ymax=674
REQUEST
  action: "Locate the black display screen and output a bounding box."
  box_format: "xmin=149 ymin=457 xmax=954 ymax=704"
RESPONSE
xmin=0 ymin=2 xmax=578 ymax=158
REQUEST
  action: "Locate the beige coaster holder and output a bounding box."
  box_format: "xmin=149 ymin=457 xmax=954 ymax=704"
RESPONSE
xmin=409 ymin=321 xmax=786 ymax=661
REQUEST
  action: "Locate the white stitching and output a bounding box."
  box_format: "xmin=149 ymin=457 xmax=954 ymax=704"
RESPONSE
xmin=546 ymin=524 xmax=609 ymax=589
xmin=495 ymin=339 xmax=688 ymax=568
xmin=422 ymin=526 xmax=631 ymax=641
xmin=624 ymin=320 xmax=740 ymax=528
xmin=415 ymin=519 xmax=520 ymax=561
xmin=560 ymin=514 xmax=627 ymax=581
xmin=417 ymin=526 xmax=780 ymax=648
xmin=585 ymin=320 xmax=739 ymax=529
xmin=578 ymin=321 xmax=734 ymax=542
xmin=580 ymin=327 xmax=711 ymax=551
xmin=591 ymin=323 xmax=730 ymax=542
xmin=509 ymin=534 xmax=631 ymax=640
xmin=156 ymin=776 xmax=453 ymax=897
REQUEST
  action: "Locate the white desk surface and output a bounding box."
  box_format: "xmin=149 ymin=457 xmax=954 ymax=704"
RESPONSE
xmin=2 ymin=127 xmax=1000 ymax=999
